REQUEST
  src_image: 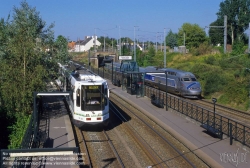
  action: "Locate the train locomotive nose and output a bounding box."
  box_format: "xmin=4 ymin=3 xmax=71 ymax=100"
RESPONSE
xmin=186 ymin=82 xmax=202 ymax=95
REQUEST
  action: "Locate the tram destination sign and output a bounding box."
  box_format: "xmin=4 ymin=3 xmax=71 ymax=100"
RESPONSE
xmin=119 ymin=56 xmax=132 ymax=60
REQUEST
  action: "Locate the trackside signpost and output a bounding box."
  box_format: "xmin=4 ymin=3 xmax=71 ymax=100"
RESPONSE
xmin=119 ymin=56 xmax=132 ymax=60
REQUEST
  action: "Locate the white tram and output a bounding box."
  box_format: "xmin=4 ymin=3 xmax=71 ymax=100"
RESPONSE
xmin=58 ymin=62 xmax=109 ymax=127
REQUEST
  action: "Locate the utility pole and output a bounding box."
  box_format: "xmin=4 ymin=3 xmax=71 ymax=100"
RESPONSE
xmin=119 ymin=26 xmax=121 ymax=56
xmin=206 ymin=15 xmax=227 ymax=54
xmin=164 ymin=28 xmax=166 ymax=68
xmin=224 ymin=15 xmax=227 ymax=54
xmin=156 ymin=32 xmax=158 ymax=52
xmin=184 ymin=32 xmax=185 ymax=46
xmin=134 ymin=26 xmax=138 ymax=61
xmin=112 ymin=38 xmax=113 ymax=52
xmin=94 ymin=28 xmax=97 ymax=56
xmin=104 ymin=34 xmax=109 ymax=52
xmin=248 ymin=23 xmax=250 ymax=53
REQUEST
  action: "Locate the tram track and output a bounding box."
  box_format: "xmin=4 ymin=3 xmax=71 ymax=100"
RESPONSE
xmin=110 ymin=91 xmax=209 ymax=168
xmin=74 ymin=126 xmax=124 ymax=168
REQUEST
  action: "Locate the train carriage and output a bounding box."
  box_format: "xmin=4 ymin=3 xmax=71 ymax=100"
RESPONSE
xmin=144 ymin=67 xmax=202 ymax=98
xmin=58 ymin=62 xmax=109 ymax=128
xmin=104 ymin=62 xmax=202 ymax=99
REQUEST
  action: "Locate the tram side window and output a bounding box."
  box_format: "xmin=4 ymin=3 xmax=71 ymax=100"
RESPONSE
xmin=102 ymin=84 xmax=107 ymax=106
xmin=71 ymin=85 xmax=74 ymax=101
xmin=76 ymin=89 xmax=80 ymax=107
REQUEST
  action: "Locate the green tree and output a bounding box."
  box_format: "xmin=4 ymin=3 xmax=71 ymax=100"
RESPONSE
xmin=165 ymin=30 xmax=178 ymax=48
xmin=216 ymin=0 xmax=250 ymax=45
xmin=177 ymin=23 xmax=207 ymax=49
xmin=54 ymin=35 xmax=69 ymax=63
xmin=0 ymin=1 xmax=56 ymax=115
xmin=143 ymin=46 xmax=155 ymax=66
xmin=208 ymin=20 xmax=225 ymax=46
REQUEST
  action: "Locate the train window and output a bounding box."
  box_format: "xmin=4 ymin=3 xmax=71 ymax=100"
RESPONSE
xmin=191 ymin=78 xmax=196 ymax=81
xmin=183 ymin=78 xmax=190 ymax=81
xmin=82 ymin=85 xmax=102 ymax=111
xmin=102 ymin=84 xmax=108 ymax=106
xmin=71 ymin=85 xmax=74 ymax=101
xmin=76 ymin=89 xmax=80 ymax=107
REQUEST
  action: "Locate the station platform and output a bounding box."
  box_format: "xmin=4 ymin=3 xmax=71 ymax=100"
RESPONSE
xmin=39 ymin=96 xmax=75 ymax=149
xmin=107 ymin=80 xmax=250 ymax=168
xmin=37 ymin=96 xmax=79 ymax=167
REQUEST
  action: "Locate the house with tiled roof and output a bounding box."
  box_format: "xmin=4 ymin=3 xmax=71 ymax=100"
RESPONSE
xmin=68 ymin=41 xmax=76 ymax=52
xmin=73 ymin=36 xmax=101 ymax=52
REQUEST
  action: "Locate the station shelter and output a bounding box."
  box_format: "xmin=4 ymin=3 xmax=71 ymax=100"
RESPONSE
xmin=119 ymin=59 xmax=144 ymax=98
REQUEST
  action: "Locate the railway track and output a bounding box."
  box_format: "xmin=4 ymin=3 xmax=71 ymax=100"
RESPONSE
xmin=195 ymin=99 xmax=250 ymax=125
xmin=74 ymin=126 xmax=124 ymax=168
xmin=109 ymin=91 xmax=209 ymax=168
xmin=145 ymin=86 xmax=250 ymax=127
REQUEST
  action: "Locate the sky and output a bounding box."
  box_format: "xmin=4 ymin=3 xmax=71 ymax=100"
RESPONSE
xmin=0 ymin=0 xmax=222 ymax=42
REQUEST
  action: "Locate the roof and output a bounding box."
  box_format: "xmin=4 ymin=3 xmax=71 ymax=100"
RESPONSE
xmin=68 ymin=41 xmax=76 ymax=49
xmin=75 ymin=37 xmax=93 ymax=45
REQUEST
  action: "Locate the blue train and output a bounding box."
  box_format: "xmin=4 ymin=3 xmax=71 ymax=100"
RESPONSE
xmin=104 ymin=62 xmax=202 ymax=99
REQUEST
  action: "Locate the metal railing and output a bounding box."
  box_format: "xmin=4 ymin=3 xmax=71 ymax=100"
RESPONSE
xmin=145 ymin=87 xmax=250 ymax=148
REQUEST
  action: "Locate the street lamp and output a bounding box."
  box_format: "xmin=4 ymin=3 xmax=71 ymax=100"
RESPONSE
xmin=212 ymin=98 xmax=217 ymax=128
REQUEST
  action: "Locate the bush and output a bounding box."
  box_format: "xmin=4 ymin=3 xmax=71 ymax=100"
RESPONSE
xmin=8 ymin=113 xmax=31 ymax=149
xmin=223 ymin=82 xmax=248 ymax=105
xmin=231 ymin=41 xmax=245 ymax=55
xmin=189 ymin=63 xmax=232 ymax=97
xmin=204 ymin=55 xmax=217 ymax=65
xmin=191 ymin=42 xmax=212 ymax=56
xmin=203 ymin=73 xmax=227 ymax=96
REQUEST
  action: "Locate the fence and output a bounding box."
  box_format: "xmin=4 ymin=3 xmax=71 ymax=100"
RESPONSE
xmin=145 ymin=87 xmax=250 ymax=148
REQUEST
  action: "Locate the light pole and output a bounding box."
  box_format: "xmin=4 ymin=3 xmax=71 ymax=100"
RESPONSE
xmin=212 ymin=98 xmax=217 ymax=128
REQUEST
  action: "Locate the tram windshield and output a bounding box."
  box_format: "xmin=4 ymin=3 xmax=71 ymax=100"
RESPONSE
xmin=81 ymin=85 xmax=107 ymax=111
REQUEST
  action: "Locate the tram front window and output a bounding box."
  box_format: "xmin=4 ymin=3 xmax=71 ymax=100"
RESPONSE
xmin=81 ymin=85 xmax=103 ymax=111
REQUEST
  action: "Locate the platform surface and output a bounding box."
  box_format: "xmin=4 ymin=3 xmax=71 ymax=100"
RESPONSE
xmin=38 ymin=96 xmax=78 ymax=167
xmin=108 ymin=80 xmax=250 ymax=168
